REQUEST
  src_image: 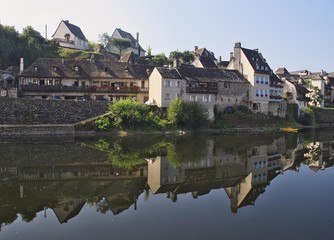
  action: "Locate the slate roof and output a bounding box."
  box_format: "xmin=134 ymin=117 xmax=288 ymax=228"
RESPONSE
xmin=270 ymin=73 xmax=283 ymax=84
xmin=19 ymin=58 xmax=152 ymax=80
xmin=241 ymin=48 xmax=271 ymax=74
xmin=156 ymin=66 xmax=249 ymax=83
xmin=155 ymin=67 xmax=182 ymax=79
xmin=276 ymin=67 xmax=290 ymax=76
xmin=197 ymin=56 xmax=217 ymax=68
xmin=52 ymin=20 xmax=87 ymax=41
xmin=178 ymin=66 xmax=248 ymax=83
xmin=193 ymin=47 xmax=217 ymax=61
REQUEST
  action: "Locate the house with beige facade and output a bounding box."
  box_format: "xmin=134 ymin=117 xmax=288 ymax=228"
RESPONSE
xmin=149 ymin=65 xmax=250 ymax=118
xmin=52 ymin=20 xmax=89 ymax=50
xmin=19 ymin=58 xmax=153 ymax=102
xmin=228 ymin=42 xmax=283 ymax=113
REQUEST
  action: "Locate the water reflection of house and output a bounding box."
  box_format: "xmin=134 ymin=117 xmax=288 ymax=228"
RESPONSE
xmin=147 ymin=154 xmax=248 ymax=202
xmin=53 ymin=198 xmax=86 ymax=224
xmin=16 ymin=163 xmax=147 ymax=181
xmin=305 ymin=142 xmax=334 ymax=172
xmin=225 ymin=138 xmax=291 ymax=213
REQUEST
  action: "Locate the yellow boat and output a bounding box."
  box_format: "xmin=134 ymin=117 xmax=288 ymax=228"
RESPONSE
xmin=280 ymin=127 xmax=298 ymax=133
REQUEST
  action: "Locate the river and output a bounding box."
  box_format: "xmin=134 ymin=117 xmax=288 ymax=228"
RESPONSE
xmin=0 ymin=129 xmax=334 ymax=240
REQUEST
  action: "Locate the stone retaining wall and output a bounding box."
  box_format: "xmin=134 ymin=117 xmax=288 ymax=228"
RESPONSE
xmin=0 ymin=98 xmax=109 ymax=124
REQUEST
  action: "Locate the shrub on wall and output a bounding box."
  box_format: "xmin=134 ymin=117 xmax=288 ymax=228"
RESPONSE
xmin=298 ymin=107 xmax=315 ymax=126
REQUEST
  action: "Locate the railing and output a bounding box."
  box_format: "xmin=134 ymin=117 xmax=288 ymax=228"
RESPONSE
xmin=269 ymin=83 xmax=283 ymax=88
xmin=54 ymin=38 xmax=75 ymax=44
xmin=186 ymin=87 xmax=218 ymax=94
xmin=20 ymin=85 xmax=149 ymax=93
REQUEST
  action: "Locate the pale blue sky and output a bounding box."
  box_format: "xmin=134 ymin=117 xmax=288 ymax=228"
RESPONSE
xmin=1 ymin=0 xmax=333 ymax=72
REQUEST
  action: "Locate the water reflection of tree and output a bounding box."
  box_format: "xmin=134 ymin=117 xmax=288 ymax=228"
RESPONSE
xmin=93 ymin=136 xmax=210 ymax=168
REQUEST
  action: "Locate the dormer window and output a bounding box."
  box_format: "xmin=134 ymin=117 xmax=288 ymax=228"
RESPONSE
xmin=53 ymin=66 xmax=57 ymax=72
xmin=74 ymin=66 xmax=79 ymax=72
xmin=34 ymin=66 xmax=38 ymax=71
xmin=104 ymin=67 xmax=108 ymax=72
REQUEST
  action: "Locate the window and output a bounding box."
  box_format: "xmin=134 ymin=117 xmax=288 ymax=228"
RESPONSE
xmin=224 ymin=82 xmax=230 ymax=88
xmin=203 ymin=95 xmax=211 ymax=103
xmin=164 ymin=80 xmax=171 ymax=87
xmin=190 ymin=96 xmax=197 ymax=101
xmin=176 ymin=81 xmax=181 ymax=87
xmin=47 ymin=79 xmax=53 ymax=86
xmin=175 ymin=93 xmax=180 ymax=99
xmin=255 ymin=89 xmax=259 ymax=97
xmin=34 ymin=66 xmax=38 ymax=71
xmin=165 ymin=93 xmax=170 ymax=100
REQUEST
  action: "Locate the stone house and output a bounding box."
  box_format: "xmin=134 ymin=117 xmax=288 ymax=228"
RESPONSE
xmin=276 ymin=67 xmax=310 ymax=111
xmin=0 ymin=66 xmax=18 ymax=98
xmin=19 ymin=58 xmax=153 ymax=103
xmin=228 ymin=42 xmax=283 ymax=113
xmin=52 ymin=20 xmax=89 ymax=50
xmin=110 ymin=28 xmax=146 ymax=57
xmin=148 ymin=65 xmax=250 ymax=119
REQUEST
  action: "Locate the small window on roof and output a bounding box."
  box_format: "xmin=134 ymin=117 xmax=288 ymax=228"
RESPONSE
xmin=74 ymin=66 xmax=79 ymax=72
xmin=34 ymin=66 xmax=38 ymax=71
xmin=104 ymin=67 xmax=108 ymax=72
xmin=53 ymin=66 xmax=57 ymax=72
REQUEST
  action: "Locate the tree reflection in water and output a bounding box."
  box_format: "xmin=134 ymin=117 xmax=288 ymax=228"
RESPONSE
xmin=1 ymin=129 xmax=334 ymax=227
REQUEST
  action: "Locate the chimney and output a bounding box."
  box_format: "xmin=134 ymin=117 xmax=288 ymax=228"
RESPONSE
xmin=234 ymin=42 xmax=241 ymax=48
xmin=230 ymin=52 xmax=233 ymax=61
xmin=254 ymin=48 xmax=259 ymax=52
xmin=194 ymin=46 xmax=198 ymax=51
xmin=136 ymin=32 xmax=141 ymax=56
xmin=219 ymin=56 xmax=222 ymax=63
xmin=173 ymin=59 xmax=180 ymax=68
xmin=20 ymin=58 xmax=24 ymax=73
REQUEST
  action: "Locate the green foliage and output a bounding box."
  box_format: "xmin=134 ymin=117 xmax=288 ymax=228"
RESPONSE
xmin=298 ymin=107 xmax=315 ymax=126
xmin=95 ymin=116 xmax=112 ymax=131
xmin=98 ymin=32 xmax=112 ymax=49
xmin=305 ymin=80 xmax=323 ymax=106
xmin=147 ymin=46 xmax=152 ymax=56
xmin=0 ymin=24 xmax=58 ymax=68
xmin=181 ymin=50 xmax=195 ymax=63
xmin=110 ymin=37 xmax=132 ymax=57
xmin=58 ymin=48 xmax=101 ymax=59
xmin=109 ymin=98 xmax=150 ymax=129
xmin=167 ymin=99 xmax=209 ymax=130
xmin=169 ymin=50 xmax=195 ymax=63
xmin=152 ymin=53 xmax=169 ymax=66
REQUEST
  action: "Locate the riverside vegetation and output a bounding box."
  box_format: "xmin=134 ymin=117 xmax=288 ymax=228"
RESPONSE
xmin=81 ymin=98 xmax=327 ymax=134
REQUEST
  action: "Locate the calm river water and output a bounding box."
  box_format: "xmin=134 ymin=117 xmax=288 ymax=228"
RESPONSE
xmin=1 ymin=129 xmax=334 ymax=240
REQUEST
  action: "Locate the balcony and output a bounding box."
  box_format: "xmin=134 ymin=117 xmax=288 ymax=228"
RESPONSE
xmin=54 ymin=38 xmax=75 ymax=44
xmin=20 ymin=85 xmax=148 ymax=93
xmin=269 ymin=83 xmax=283 ymax=88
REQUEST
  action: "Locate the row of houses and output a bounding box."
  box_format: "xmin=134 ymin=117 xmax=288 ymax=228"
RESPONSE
xmin=1 ymin=20 xmax=333 ymax=117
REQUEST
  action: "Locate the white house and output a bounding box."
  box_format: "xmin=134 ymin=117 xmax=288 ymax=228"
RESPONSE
xmin=110 ymin=28 xmax=146 ymax=57
xmin=52 ymin=20 xmax=89 ymax=50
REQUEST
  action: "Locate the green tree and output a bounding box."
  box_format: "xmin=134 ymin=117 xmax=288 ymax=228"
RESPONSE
xmin=109 ymin=98 xmax=150 ymax=129
xmin=110 ymin=37 xmax=132 ymax=58
xmin=169 ymin=50 xmax=183 ymax=61
xmin=181 ymin=50 xmax=194 ymax=63
xmin=305 ymin=80 xmax=323 ymax=106
xmin=147 ymin=46 xmax=152 ymax=56
xmin=167 ymin=99 xmax=209 ymax=129
xmin=152 ymin=53 xmax=168 ymax=66
xmin=98 ymin=32 xmax=112 ymax=50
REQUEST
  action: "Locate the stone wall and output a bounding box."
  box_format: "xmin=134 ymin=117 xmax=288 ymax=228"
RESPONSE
xmin=313 ymin=107 xmax=334 ymax=125
xmin=268 ymin=101 xmax=287 ymax=117
xmin=0 ymin=98 xmax=109 ymax=124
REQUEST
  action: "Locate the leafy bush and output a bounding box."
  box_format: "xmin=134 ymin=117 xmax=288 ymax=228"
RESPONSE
xmin=167 ymin=99 xmax=209 ymax=130
xmin=109 ymin=98 xmax=150 ymax=129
